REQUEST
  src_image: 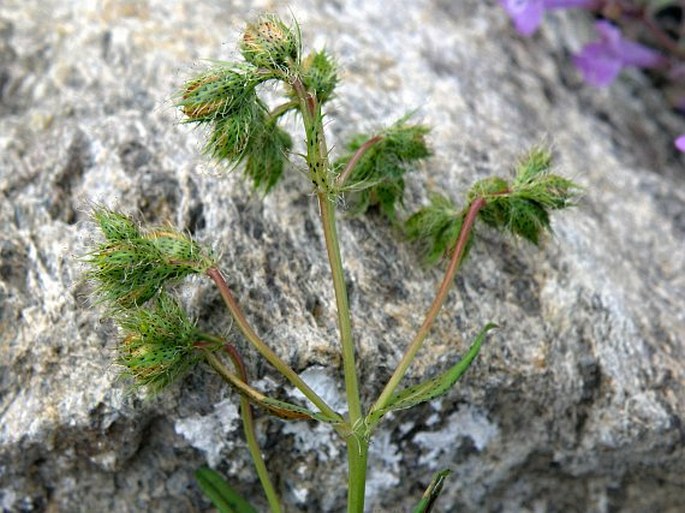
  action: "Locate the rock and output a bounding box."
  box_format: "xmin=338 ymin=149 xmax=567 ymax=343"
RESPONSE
xmin=1 ymin=1 xmax=683 ymax=512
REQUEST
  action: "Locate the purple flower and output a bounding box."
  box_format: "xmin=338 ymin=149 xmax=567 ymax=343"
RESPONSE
xmin=675 ymin=135 xmax=685 ymax=153
xmin=572 ymin=21 xmax=666 ymax=87
xmin=500 ymin=0 xmax=597 ymax=36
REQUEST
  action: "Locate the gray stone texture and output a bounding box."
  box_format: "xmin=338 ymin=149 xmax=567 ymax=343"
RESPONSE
xmin=1 ymin=0 xmax=684 ymax=512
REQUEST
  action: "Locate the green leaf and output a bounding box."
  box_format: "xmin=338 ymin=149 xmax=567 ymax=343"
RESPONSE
xmin=405 ymin=193 xmax=471 ymax=266
xmin=243 ymin=119 xmax=292 ymax=193
xmin=411 ymin=469 xmax=452 ymax=513
xmin=195 ymin=467 xmax=258 ymax=513
xmin=367 ymin=323 xmax=496 ymax=427
xmin=336 ymin=117 xmax=430 ymax=219
xmin=260 ymin=396 xmax=343 ymax=424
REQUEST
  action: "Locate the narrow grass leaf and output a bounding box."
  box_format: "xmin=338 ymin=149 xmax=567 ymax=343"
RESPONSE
xmin=195 ymin=467 xmax=258 ymax=513
xmin=411 ymin=469 xmax=452 ymax=513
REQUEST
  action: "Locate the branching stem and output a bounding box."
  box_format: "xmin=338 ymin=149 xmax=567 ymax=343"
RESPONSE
xmin=206 ymin=267 xmax=338 ymax=420
xmin=201 ymin=338 xmax=282 ymax=513
xmin=335 ymin=135 xmax=383 ymax=188
xmin=291 ymin=72 xmax=366 ymax=513
xmin=371 ymin=197 xmax=487 ymax=413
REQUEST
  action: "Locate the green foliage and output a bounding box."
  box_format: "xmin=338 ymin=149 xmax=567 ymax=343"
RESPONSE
xmin=406 ymin=147 xmax=579 ymax=264
xmin=260 ymin=396 xmax=343 ymax=423
xmin=243 ymin=116 xmax=293 ymax=193
xmin=513 ymin=145 xmax=552 ymax=185
xmin=206 ymin=350 xmax=344 ymax=423
xmin=411 ymin=469 xmax=452 ymax=513
xmin=203 ymin=97 xmax=262 ymax=163
xmin=84 ymin=15 xmax=585 ymax=513
xmin=367 ymin=323 xmax=495 ymax=428
xmin=192 ymin=92 xmax=293 ymax=189
xmin=146 ymin=229 xmax=212 ymax=264
xmin=195 ymin=467 xmax=258 ymax=513
xmin=175 ymin=17 xmax=307 ymax=196
xmin=177 ymin=65 xmax=289 ymax=171
xmin=469 ymin=146 xmax=580 ymax=245
xmin=405 ymin=193 xmax=471 ymax=266
xmin=86 ymin=208 xmax=214 ymax=308
xmin=240 ymin=14 xmax=301 ymax=71
xmin=116 ymin=294 xmax=207 ymax=393
xmin=336 ymin=118 xmax=431 ymax=218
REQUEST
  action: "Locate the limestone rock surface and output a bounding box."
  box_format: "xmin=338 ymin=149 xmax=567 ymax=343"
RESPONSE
xmin=1 ymin=1 xmax=683 ymax=512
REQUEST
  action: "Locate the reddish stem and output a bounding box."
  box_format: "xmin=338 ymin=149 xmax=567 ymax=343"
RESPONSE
xmin=335 ymin=135 xmax=384 ymax=188
xmin=371 ymin=197 xmax=487 ymax=414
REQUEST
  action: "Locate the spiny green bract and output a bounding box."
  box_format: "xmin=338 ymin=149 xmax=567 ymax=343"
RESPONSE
xmin=146 ymin=229 xmax=213 ymax=264
xmin=92 ymin=207 xmax=140 ymax=242
xmin=336 ymin=119 xmax=431 ymax=219
xmin=201 ymin=96 xmax=293 ymax=190
xmin=177 ymin=65 xmax=267 ymax=123
xmin=86 ymin=208 xmax=215 ymax=308
xmin=292 ymin=50 xmax=338 ymax=104
xmin=240 ymin=14 xmax=301 ymax=71
xmin=513 ymin=146 xmax=552 ymax=184
xmin=203 ymin=97 xmax=262 ymax=163
xmin=405 ymin=194 xmax=472 ymax=266
xmin=512 ymin=147 xmax=578 ymax=209
xmin=116 ymin=294 xmax=208 ymax=393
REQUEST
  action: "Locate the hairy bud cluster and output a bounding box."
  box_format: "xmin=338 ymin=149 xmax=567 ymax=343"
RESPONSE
xmin=240 ymin=15 xmax=300 ymax=71
xmin=86 ymin=208 xmax=215 ymax=308
xmin=178 ymin=66 xmax=262 ymax=123
xmin=116 ymin=294 xmax=205 ymax=392
xmin=469 ymin=147 xmax=579 ymax=245
xmin=336 ymin=119 xmax=431 ymax=218
xmin=290 ymin=50 xmax=338 ymax=104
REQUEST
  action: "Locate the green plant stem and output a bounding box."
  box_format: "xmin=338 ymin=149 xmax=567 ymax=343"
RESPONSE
xmin=291 ymin=73 xmax=366 ymax=512
xmin=346 ymin=433 xmax=369 ymax=513
xmin=269 ymin=100 xmax=299 ymax=121
xmin=317 ymin=194 xmax=363 ymax=426
xmin=206 ymin=267 xmax=338 ymax=420
xmin=222 ymin=345 xmax=281 ymax=513
xmin=318 ymin=193 xmax=368 ymax=512
xmin=203 ymin=340 xmax=282 ymax=513
xmin=290 ymin=74 xmax=363 ymax=425
xmin=371 ymin=197 xmax=486 ymax=413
